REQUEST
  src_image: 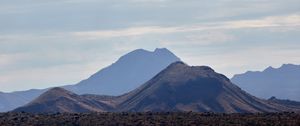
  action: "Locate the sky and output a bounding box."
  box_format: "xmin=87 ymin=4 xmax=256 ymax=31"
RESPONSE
xmin=0 ymin=0 xmax=299 ymax=92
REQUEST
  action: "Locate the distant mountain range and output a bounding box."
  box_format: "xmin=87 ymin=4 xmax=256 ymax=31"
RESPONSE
xmin=2 ymin=48 xmax=300 ymax=113
xmin=0 ymin=89 xmax=46 ymax=112
xmin=0 ymin=48 xmax=180 ymax=112
xmin=231 ymin=64 xmax=300 ymax=101
xmin=14 ymin=62 xmax=300 ymax=113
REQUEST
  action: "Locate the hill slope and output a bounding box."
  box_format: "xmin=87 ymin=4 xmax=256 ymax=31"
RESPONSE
xmin=268 ymin=97 xmax=300 ymax=109
xmin=117 ymin=62 xmax=297 ymax=113
xmin=13 ymin=87 xmax=113 ymax=113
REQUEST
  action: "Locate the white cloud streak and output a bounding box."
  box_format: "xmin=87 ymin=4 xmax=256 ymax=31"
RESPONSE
xmin=160 ymin=31 xmax=235 ymax=46
xmin=71 ymin=14 xmax=300 ymax=39
xmin=0 ymin=0 xmax=299 ymax=92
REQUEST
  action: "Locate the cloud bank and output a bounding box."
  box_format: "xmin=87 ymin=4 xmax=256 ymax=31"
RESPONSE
xmin=0 ymin=0 xmax=299 ymax=92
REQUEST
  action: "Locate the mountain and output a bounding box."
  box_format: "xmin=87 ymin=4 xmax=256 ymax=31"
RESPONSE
xmin=65 ymin=48 xmax=181 ymax=95
xmin=0 ymin=48 xmax=180 ymax=112
xmin=13 ymin=87 xmax=113 ymax=113
xmin=15 ymin=62 xmax=299 ymax=113
xmin=268 ymin=97 xmax=300 ymax=109
xmin=0 ymin=89 xmax=46 ymax=112
xmin=231 ymin=64 xmax=300 ymax=101
xmin=116 ymin=62 xmax=296 ymax=113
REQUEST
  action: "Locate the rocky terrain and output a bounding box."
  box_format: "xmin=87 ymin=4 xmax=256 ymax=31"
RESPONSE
xmin=0 ymin=112 xmax=299 ymax=126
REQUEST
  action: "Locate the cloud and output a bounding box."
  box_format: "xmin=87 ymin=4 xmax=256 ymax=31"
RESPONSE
xmin=70 ymin=14 xmax=300 ymax=39
xmin=0 ymin=53 xmax=29 ymax=68
xmin=0 ymin=0 xmax=299 ymax=92
xmin=0 ymin=54 xmax=15 ymax=67
xmin=71 ymin=26 xmax=179 ymax=39
xmin=225 ymin=14 xmax=300 ymax=28
xmin=160 ymin=31 xmax=235 ymax=46
xmin=186 ymin=32 xmax=235 ymax=44
xmin=129 ymin=0 xmax=169 ymax=3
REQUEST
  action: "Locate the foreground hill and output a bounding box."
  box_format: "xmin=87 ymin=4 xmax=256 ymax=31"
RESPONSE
xmin=231 ymin=64 xmax=300 ymax=101
xmin=0 ymin=48 xmax=180 ymax=112
xmin=268 ymin=97 xmax=300 ymax=109
xmin=14 ymin=62 xmax=300 ymax=113
xmin=13 ymin=87 xmax=114 ymax=113
xmin=117 ymin=62 xmax=296 ymax=113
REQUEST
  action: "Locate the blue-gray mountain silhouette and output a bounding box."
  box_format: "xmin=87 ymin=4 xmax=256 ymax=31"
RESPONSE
xmin=231 ymin=64 xmax=300 ymax=101
xmin=0 ymin=48 xmax=180 ymax=112
xmin=14 ymin=62 xmax=300 ymax=113
xmin=0 ymin=89 xmax=46 ymax=112
xmin=64 ymin=48 xmax=180 ymax=95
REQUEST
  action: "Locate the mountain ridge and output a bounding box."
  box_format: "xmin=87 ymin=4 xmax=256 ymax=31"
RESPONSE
xmin=14 ymin=62 xmax=300 ymax=113
xmin=231 ymin=64 xmax=300 ymax=101
xmin=0 ymin=48 xmax=180 ymax=112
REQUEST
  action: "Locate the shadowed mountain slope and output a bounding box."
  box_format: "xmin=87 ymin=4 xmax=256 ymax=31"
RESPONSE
xmin=268 ymin=97 xmax=300 ymax=109
xmin=13 ymin=87 xmax=113 ymax=113
xmin=117 ymin=62 xmax=298 ymax=113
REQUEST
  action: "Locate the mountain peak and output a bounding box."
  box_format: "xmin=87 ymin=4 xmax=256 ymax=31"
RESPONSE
xmin=168 ymin=61 xmax=188 ymax=67
xmin=129 ymin=48 xmax=173 ymax=54
xmin=154 ymin=48 xmax=170 ymax=53
xmin=67 ymin=48 xmax=181 ymax=95
xmin=269 ymin=96 xmax=277 ymax=100
xmin=117 ymin=48 xmax=180 ymax=63
xmin=143 ymin=61 xmax=229 ymax=88
xmin=280 ymin=63 xmax=299 ymax=69
xmin=282 ymin=63 xmax=295 ymax=66
xmin=44 ymin=87 xmax=73 ymax=96
xmin=131 ymin=48 xmax=150 ymax=53
xmin=153 ymin=48 xmax=178 ymax=58
xmin=128 ymin=48 xmax=176 ymax=56
xmin=49 ymin=87 xmax=68 ymax=91
xmin=29 ymin=87 xmax=77 ymax=104
xmin=165 ymin=61 xmax=216 ymax=75
xmin=265 ymin=66 xmax=274 ymax=71
xmin=264 ymin=64 xmax=299 ymax=72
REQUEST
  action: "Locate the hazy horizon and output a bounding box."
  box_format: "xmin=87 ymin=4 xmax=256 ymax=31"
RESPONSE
xmin=0 ymin=0 xmax=299 ymax=92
